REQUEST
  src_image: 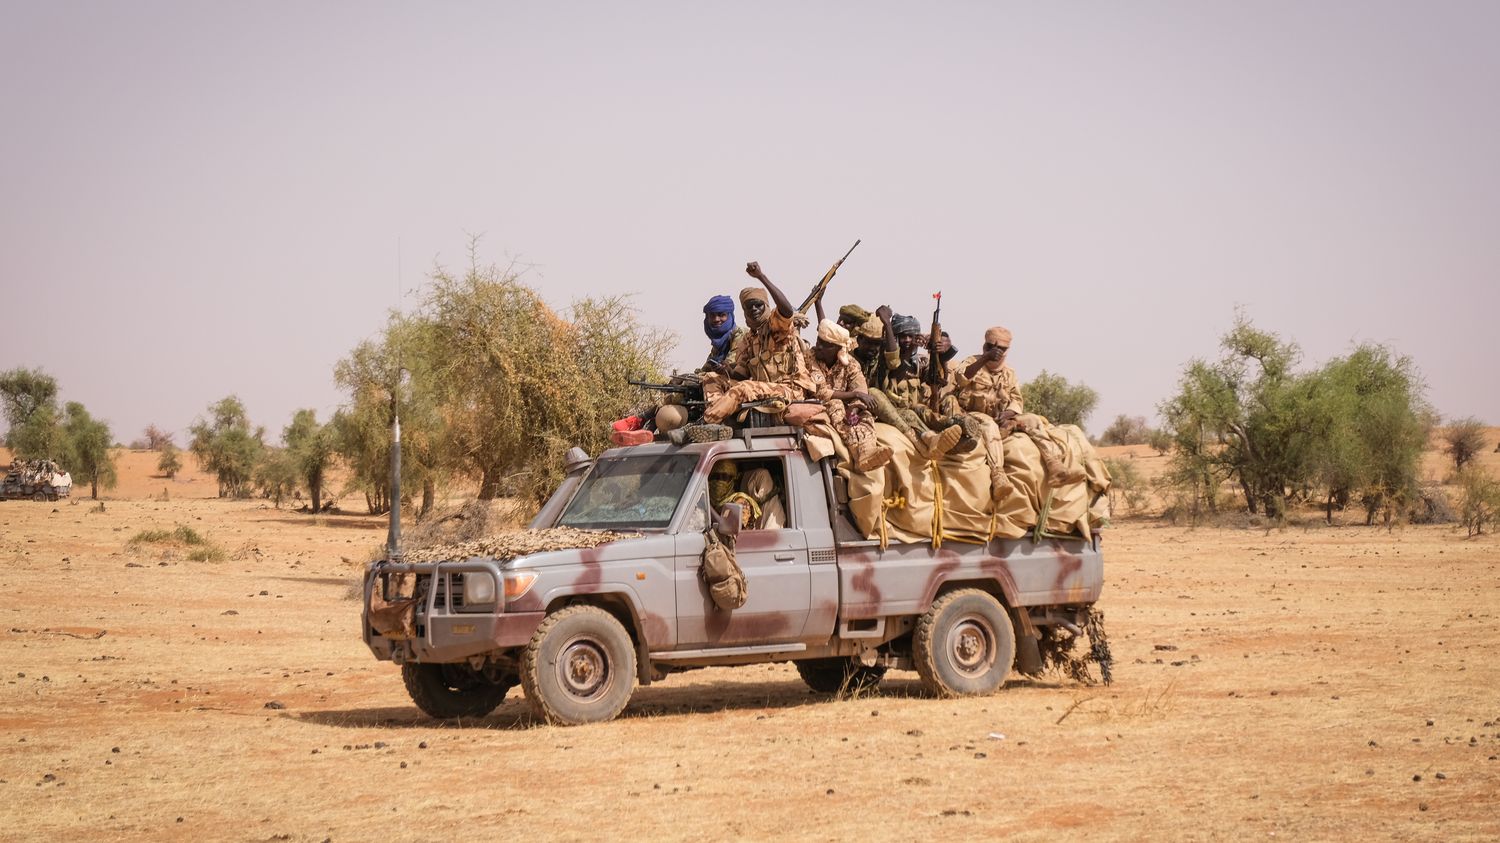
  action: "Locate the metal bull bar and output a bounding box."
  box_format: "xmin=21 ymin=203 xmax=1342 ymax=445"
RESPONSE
xmin=362 ymin=558 xmax=507 ymax=653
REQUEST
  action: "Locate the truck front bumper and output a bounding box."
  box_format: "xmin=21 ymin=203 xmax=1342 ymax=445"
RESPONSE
xmin=362 ymin=559 xmax=545 ymax=664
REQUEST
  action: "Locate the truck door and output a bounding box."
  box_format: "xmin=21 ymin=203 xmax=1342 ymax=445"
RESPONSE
xmin=673 ymin=456 xmax=812 ymax=647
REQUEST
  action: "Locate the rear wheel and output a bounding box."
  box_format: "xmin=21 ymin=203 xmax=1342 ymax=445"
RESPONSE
xmin=521 ymin=606 xmax=636 ymax=725
xmin=401 ymin=662 xmax=513 ymax=719
xmin=913 ymin=589 xmax=1015 ymax=698
xmin=796 ymin=658 xmax=887 ymax=694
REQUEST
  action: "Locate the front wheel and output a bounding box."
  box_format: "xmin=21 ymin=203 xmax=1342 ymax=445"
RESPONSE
xmin=521 ymin=605 xmax=636 ymax=725
xmin=913 ymin=589 xmax=1016 ymax=698
xmin=402 ymin=662 xmax=513 ymax=719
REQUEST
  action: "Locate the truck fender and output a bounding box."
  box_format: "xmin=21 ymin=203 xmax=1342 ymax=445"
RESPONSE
xmin=540 ymin=585 xmax=661 ymax=686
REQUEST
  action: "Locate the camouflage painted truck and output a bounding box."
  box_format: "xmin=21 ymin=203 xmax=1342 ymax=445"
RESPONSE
xmin=1 ymin=459 xmax=72 ymax=502
xmin=361 ymin=425 xmax=1106 ymax=726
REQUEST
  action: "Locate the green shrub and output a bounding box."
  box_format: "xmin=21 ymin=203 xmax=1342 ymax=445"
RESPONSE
xmin=1456 ymin=468 xmax=1500 ymax=536
xmin=1101 ymin=457 xmax=1148 ymax=515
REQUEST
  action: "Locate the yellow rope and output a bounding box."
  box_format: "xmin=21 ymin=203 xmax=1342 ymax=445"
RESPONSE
xmin=879 ymin=495 xmax=906 ymax=551
xmin=929 ymin=459 xmax=945 ymax=549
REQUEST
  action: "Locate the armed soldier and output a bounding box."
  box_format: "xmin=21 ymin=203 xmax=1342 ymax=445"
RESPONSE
xmin=849 ymin=307 xmax=962 ymax=459
xmin=700 ymin=262 xmax=816 ymax=425
xmin=808 ymin=319 xmax=892 ymax=472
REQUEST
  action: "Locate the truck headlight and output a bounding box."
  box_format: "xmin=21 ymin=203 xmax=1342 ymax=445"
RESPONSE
xmin=462 ymin=572 xmax=496 ymax=605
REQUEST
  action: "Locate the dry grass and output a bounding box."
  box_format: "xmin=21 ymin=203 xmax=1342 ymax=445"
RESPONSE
xmin=125 ymin=524 xmax=226 ymax=562
xmin=1 ymin=454 xmax=1499 ymax=840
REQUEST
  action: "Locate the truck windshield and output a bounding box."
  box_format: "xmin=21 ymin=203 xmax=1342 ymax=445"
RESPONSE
xmin=555 ymin=453 xmax=699 ymax=531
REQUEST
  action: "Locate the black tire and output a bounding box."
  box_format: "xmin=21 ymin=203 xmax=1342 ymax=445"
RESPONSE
xmin=913 ymin=589 xmax=1016 ymax=698
xmin=796 ymin=658 xmax=887 ymax=694
xmin=520 ymin=605 xmax=636 ymax=726
xmin=401 ymin=662 xmax=513 ymax=719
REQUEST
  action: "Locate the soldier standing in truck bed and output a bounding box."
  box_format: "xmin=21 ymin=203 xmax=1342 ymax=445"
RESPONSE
xmin=700 ymin=262 xmax=816 ymax=425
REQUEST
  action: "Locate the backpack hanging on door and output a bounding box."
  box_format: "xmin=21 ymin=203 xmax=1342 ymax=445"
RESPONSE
xmin=700 ymin=528 xmax=747 ymax=610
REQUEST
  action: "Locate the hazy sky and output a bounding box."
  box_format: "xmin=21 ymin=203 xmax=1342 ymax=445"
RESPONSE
xmin=2 ymin=1 xmax=1495 ymax=447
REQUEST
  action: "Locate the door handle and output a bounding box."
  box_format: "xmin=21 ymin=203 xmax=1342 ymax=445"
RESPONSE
xmin=773 ymin=553 xmax=796 ymax=561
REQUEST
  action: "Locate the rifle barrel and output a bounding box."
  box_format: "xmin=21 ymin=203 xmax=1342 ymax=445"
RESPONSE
xmin=797 ymin=239 xmax=862 ymax=314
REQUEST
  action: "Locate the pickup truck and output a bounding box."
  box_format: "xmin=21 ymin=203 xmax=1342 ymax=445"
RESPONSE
xmin=362 ymin=425 xmax=1105 ymax=725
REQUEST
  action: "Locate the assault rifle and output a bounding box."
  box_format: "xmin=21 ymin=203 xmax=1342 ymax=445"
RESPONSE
xmin=796 ymin=239 xmax=861 ymax=317
xmin=925 ymin=291 xmax=945 ymax=413
xmin=628 ymin=376 xmax=706 ymax=405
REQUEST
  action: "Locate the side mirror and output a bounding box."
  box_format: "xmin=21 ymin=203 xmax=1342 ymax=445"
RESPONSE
xmin=713 ymin=502 xmax=743 ymax=538
xmin=563 ymin=447 xmax=593 ymax=475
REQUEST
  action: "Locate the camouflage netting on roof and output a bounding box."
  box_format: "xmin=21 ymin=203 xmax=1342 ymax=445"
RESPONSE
xmin=401 ymin=527 xmax=642 ymax=564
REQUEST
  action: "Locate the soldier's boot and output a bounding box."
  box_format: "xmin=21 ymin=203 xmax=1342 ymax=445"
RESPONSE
xmin=949 ymin=415 xmax=984 ymax=455
xmin=852 ymin=438 xmax=893 ymax=472
xmin=920 ymin=425 xmax=963 ymax=460
xmin=1041 ymin=451 xmax=1086 ymax=487
xmin=989 ymin=465 xmax=1014 ymax=503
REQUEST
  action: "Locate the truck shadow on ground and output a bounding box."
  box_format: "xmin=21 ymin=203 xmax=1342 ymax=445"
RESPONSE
xmin=292 ymin=676 xmax=944 ymax=731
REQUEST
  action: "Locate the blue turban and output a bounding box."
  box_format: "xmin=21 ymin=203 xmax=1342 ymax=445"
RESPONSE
xmin=703 ymin=295 xmax=738 ymax=366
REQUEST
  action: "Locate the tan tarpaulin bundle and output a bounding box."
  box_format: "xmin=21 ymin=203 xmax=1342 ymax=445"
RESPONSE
xmin=842 ymin=414 xmax=1110 ymax=547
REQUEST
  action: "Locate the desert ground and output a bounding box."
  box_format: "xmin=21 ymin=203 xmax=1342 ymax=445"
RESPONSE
xmin=2 ymin=439 xmax=1499 ymax=841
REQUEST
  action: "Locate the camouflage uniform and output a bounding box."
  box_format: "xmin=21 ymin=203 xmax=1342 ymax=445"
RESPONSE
xmin=952 ymin=356 xmax=1024 ymax=418
xmin=702 ymin=301 xmax=814 ymax=424
xmin=807 ymin=343 xmax=890 ymax=472
xmin=955 ymin=338 xmax=1082 ymax=488
xmin=697 ymin=325 xmax=747 ymax=374
xmin=874 ymin=360 xmax=962 ymax=436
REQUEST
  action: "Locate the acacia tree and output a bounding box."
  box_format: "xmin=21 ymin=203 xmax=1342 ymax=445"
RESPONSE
xmin=1161 ymin=315 xmax=1429 ymax=524
xmin=253 ymin=446 xmax=299 ymax=508
xmin=132 ymin=424 xmax=174 ymax=451
xmin=1159 ymin=315 xmax=1311 ymax=519
xmin=188 ymin=396 xmax=264 ymax=498
xmin=1100 ymin=414 xmax=1153 ymax=446
xmin=333 ymin=248 xmax=674 ymax=512
xmin=1020 ymin=370 xmax=1098 ymax=429
xmin=1331 ymin=346 xmax=1430 ymax=525
xmin=333 ymin=317 xmax=446 ymax=516
xmin=0 ymin=367 xmax=62 ymax=458
xmin=59 ymin=402 xmax=117 ymax=499
xmin=283 ymin=408 xmax=335 ymax=514
xmin=1443 ymin=418 xmax=1487 ymax=472
xmin=157 ymin=444 xmax=182 ymax=479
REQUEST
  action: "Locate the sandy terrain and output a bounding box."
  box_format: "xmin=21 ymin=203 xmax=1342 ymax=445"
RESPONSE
xmin=2 ymin=436 xmax=1498 ymax=841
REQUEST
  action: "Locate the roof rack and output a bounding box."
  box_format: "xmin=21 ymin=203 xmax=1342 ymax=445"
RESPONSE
xmin=738 ymin=424 xmax=802 ymax=447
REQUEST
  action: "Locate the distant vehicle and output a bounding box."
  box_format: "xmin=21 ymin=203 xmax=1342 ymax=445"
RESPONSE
xmin=1 ymin=459 xmax=71 ymax=502
xmin=361 ymin=426 xmax=1106 ymax=726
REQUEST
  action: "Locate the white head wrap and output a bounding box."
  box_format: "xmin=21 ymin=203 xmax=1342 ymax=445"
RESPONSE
xmin=816 ymin=319 xmax=854 ymax=365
